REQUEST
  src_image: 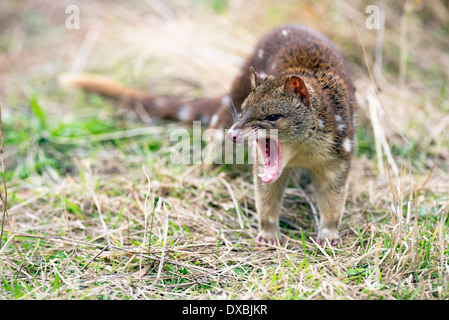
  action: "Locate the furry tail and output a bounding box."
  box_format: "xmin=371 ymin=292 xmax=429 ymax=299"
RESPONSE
xmin=60 ymin=74 xmax=228 ymax=126
xmin=60 ymin=74 xmax=152 ymax=101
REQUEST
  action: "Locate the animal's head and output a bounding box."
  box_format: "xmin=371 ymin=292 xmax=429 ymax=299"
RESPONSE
xmin=227 ymin=67 xmax=314 ymax=183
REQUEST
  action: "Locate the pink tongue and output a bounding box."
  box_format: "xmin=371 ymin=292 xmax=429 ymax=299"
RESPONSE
xmin=256 ymin=138 xmax=281 ymax=183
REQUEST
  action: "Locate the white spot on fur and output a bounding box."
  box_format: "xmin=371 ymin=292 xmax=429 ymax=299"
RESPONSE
xmin=338 ymin=123 xmax=346 ymax=132
xmin=335 ymin=114 xmax=343 ymax=122
xmin=178 ymin=104 xmax=192 ymax=121
xmin=220 ymin=96 xmax=231 ymax=106
xmin=271 ymin=62 xmax=277 ymax=70
xmin=343 ymin=137 xmax=352 ymax=152
xmin=318 ymin=119 xmax=325 ymax=129
xmin=281 ymin=29 xmax=289 ymax=36
xmin=258 ymin=49 xmax=264 ymax=58
xmin=210 ymin=114 xmax=219 ymax=127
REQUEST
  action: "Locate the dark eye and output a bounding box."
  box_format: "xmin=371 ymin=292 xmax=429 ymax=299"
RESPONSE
xmin=265 ymin=114 xmax=282 ymax=121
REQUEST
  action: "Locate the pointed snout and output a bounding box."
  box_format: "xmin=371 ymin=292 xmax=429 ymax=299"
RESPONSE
xmin=227 ymin=127 xmax=243 ymax=143
xmin=227 ymin=112 xmax=250 ymax=143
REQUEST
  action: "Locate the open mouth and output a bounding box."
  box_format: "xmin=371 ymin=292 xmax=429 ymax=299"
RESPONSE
xmin=256 ymin=138 xmax=282 ymax=183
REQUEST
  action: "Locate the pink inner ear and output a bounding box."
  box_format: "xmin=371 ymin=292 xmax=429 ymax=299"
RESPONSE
xmin=284 ymin=76 xmax=310 ymax=109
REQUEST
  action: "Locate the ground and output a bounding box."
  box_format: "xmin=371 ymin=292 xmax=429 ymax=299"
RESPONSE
xmin=0 ymin=0 xmax=448 ymax=300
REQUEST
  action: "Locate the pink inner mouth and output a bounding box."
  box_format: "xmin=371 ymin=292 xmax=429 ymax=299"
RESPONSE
xmin=256 ymin=138 xmax=282 ymax=183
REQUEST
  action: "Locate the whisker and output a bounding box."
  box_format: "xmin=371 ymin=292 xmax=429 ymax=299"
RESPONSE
xmin=229 ymin=96 xmax=238 ymax=124
xmin=222 ymin=91 xmax=238 ymax=125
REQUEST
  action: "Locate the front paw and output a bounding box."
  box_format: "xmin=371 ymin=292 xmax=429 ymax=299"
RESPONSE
xmin=317 ymin=227 xmax=340 ymax=246
xmin=255 ymin=230 xmax=284 ymax=246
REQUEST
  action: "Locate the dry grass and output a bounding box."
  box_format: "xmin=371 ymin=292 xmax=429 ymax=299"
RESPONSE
xmin=0 ymin=0 xmax=448 ymax=300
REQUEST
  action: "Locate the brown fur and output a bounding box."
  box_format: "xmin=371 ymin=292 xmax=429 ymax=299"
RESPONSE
xmin=227 ymin=25 xmax=355 ymax=245
xmin=63 ymin=24 xmax=355 ymax=246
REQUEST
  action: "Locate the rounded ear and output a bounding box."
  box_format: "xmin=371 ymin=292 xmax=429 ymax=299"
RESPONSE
xmin=284 ymin=76 xmax=311 ymax=109
xmin=250 ymin=67 xmax=266 ymax=90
